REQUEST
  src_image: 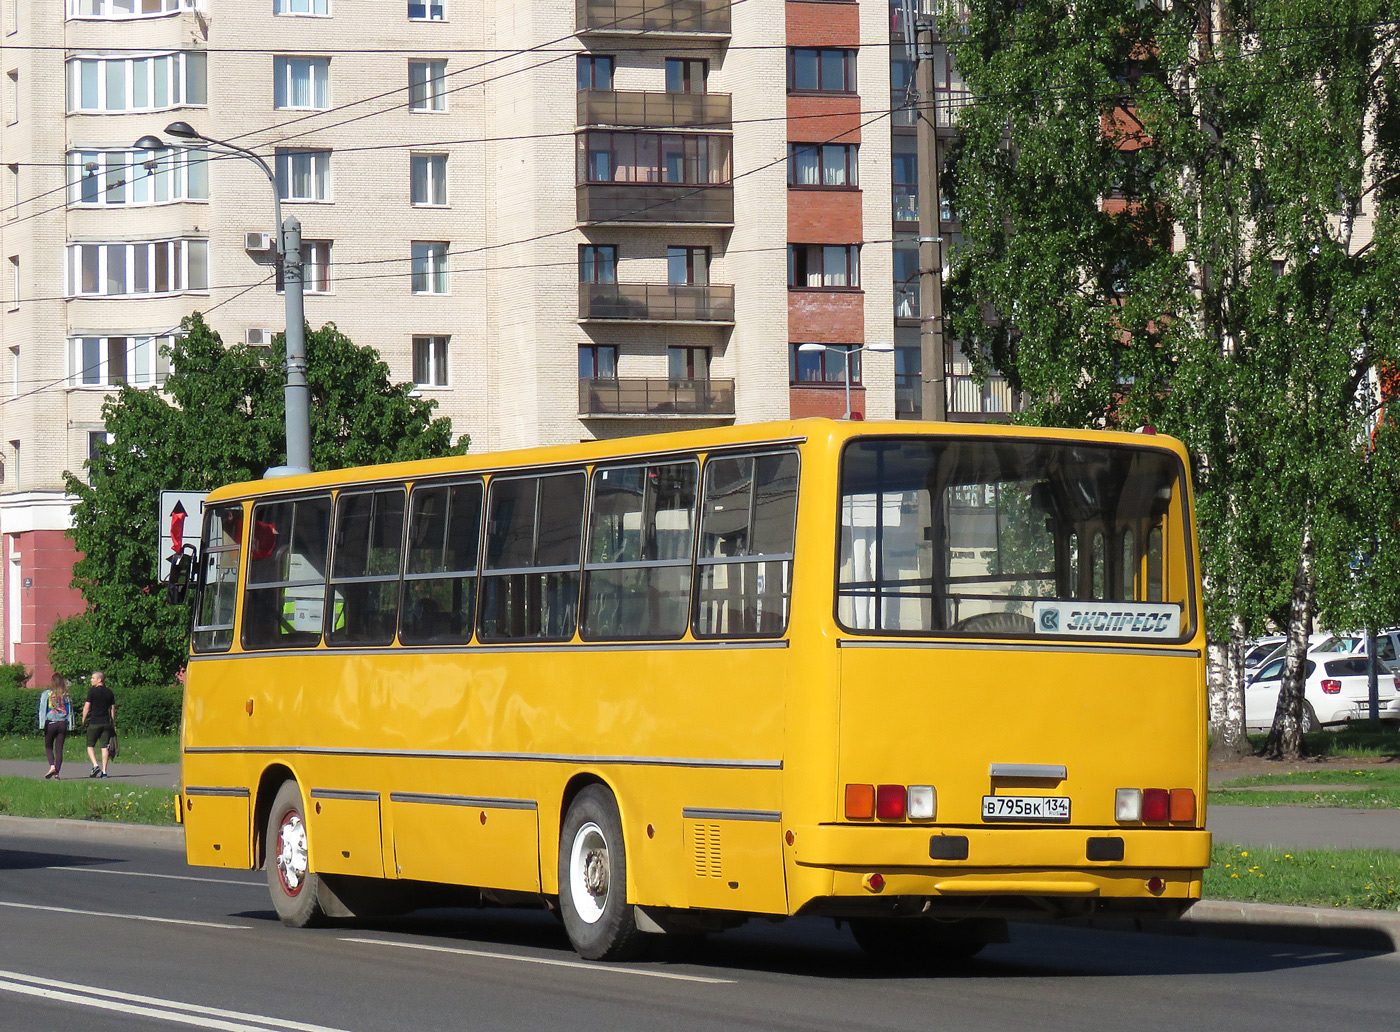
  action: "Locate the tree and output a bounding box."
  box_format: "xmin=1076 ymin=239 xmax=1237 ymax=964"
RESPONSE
xmin=52 ymin=314 xmax=468 ymax=687
xmin=943 ymin=1 xmax=1400 ymax=758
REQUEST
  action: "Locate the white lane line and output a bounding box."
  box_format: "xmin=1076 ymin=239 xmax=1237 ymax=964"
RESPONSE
xmin=50 ymin=865 xmax=259 ymax=887
xmin=0 ymin=970 xmax=359 ymax=1032
xmin=340 ymin=936 xmax=735 ymax=984
xmin=0 ymin=899 xmax=248 ymax=929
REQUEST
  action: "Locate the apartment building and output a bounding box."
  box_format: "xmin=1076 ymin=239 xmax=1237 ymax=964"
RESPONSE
xmin=0 ymin=0 xmax=894 ymax=682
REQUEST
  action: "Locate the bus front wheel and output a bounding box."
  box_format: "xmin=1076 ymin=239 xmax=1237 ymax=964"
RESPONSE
xmin=266 ymin=780 xmax=326 ymax=928
xmin=558 ymin=785 xmax=646 ymax=960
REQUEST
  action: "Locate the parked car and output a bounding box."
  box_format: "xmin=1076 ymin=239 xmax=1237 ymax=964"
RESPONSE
xmin=1318 ymin=629 xmax=1400 ymax=672
xmin=1244 ymin=654 xmax=1400 ymax=731
xmin=1242 ymin=632 xmax=1340 ymax=682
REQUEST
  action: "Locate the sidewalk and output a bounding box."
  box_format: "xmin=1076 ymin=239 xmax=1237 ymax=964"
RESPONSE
xmin=0 ymin=758 xmax=178 ymax=788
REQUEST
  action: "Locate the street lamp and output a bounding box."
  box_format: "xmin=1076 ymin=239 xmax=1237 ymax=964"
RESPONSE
xmin=136 ymin=121 xmax=311 ymax=477
xmin=797 ymin=342 xmax=895 ymax=419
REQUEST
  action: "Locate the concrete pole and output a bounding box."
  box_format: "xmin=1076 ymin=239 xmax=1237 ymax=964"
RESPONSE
xmin=917 ymin=22 xmax=948 ymax=421
xmin=280 ymin=215 xmax=311 ymax=475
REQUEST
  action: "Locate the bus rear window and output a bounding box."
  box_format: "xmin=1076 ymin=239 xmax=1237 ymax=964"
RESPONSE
xmin=837 ymin=437 xmax=1193 ymax=640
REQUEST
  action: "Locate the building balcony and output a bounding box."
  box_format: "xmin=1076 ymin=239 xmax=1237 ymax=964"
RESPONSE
xmin=579 ymin=377 xmax=736 ymax=417
xmin=897 ymin=372 xmax=1018 ymax=421
xmin=578 ymin=89 xmax=732 ymax=130
xmin=578 ymin=0 xmax=731 ymax=37
xmin=577 ymin=183 xmax=734 ymax=226
xmin=579 ymin=282 xmax=735 ymax=324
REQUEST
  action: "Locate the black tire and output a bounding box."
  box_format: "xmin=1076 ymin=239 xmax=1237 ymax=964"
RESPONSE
xmin=557 ymin=784 xmax=647 ymax=961
xmin=1301 ymin=702 xmax=1319 ymax=734
xmin=266 ymin=780 xmax=326 ymax=928
xmin=849 ymin=918 xmax=992 ymax=965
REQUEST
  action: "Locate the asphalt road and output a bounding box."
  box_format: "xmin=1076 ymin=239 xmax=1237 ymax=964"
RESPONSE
xmin=1 ymin=827 xmax=1397 ymax=1032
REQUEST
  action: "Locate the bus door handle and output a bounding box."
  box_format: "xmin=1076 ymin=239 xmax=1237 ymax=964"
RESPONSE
xmin=988 ymin=763 xmax=1067 ymax=780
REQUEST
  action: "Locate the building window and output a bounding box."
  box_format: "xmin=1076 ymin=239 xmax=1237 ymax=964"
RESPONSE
xmin=5 ymin=163 xmax=15 ymax=220
xmin=276 ymin=240 xmax=332 ymax=294
xmin=892 ymin=145 xmax=917 ymax=222
xmin=788 ymin=244 xmax=860 ymax=288
xmin=6 ymin=69 xmax=17 ymax=124
xmin=67 ymin=240 xmax=209 ymax=296
xmin=411 ymin=241 xmax=448 ymax=294
xmin=8 ymin=346 xmax=16 ymax=397
xmin=87 ymin=430 xmax=112 ymax=465
xmin=667 ymin=246 xmax=708 ymax=285
xmin=410 ymin=154 xmax=447 ymax=206
xmin=579 ymin=344 xmax=617 ymax=379
xmin=7 ymin=255 xmax=16 ymax=308
xmin=894 ymin=242 xmax=919 ymax=317
xmin=578 ymin=244 xmax=617 ymax=283
xmin=668 ymin=346 xmax=709 ymax=381
xmin=791 ymin=343 xmax=861 ymax=385
xmin=407 ymin=0 xmax=443 ymax=19
xmin=577 ymin=54 xmax=614 ymax=90
xmin=409 ymin=60 xmax=447 ymax=112
xmin=665 ymin=57 xmax=707 ymax=94
xmin=275 ymin=149 xmax=331 ymax=201
xmin=69 ymin=147 xmax=209 ymax=206
xmin=788 ymin=143 xmax=858 ymax=188
xmin=412 ymin=335 xmax=449 ymax=386
xmin=69 ymin=334 xmax=175 ymax=387
xmin=274 ymin=0 xmax=327 ymax=14
xmin=7 ymin=441 xmax=17 ymax=488
xmin=66 ymin=52 xmax=207 ymax=112
xmin=69 ymin=0 xmax=202 ymax=15
xmin=579 ymin=132 xmax=732 ymax=185
xmin=788 ymin=48 xmax=856 ymax=93
xmin=274 ymin=56 xmax=329 ymax=110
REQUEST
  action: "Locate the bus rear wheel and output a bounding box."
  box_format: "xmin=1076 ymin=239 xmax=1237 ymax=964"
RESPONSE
xmin=849 ymin=917 xmax=997 ymax=966
xmin=266 ymin=780 xmax=326 ymax=928
xmin=558 ymin=785 xmax=646 ymax=961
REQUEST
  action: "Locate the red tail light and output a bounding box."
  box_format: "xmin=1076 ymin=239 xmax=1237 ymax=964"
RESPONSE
xmin=1321 ymin=679 xmax=1342 ymax=694
xmin=1393 ymin=677 xmax=1399 ymax=692
xmin=1142 ymin=788 xmax=1170 ymax=822
xmin=876 ymin=784 xmax=907 ymax=820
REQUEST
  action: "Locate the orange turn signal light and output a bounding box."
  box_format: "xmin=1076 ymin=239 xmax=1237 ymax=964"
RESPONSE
xmin=845 ymin=783 xmax=875 ymax=820
xmin=1169 ymin=788 xmax=1196 ymax=822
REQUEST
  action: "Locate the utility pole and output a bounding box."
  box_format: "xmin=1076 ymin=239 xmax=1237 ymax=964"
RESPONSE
xmin=915 ymin=20 xmax=948 ymax=420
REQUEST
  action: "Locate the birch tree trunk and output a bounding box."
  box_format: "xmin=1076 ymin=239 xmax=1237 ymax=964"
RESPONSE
xmin=1209 ymin=612 xmax=1250 ymax=760
xmin=1263 ymin=526 xmax=1315 ymax=760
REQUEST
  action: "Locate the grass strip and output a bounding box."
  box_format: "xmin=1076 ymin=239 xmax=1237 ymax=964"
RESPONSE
xmin=1206 ymin=843 xmax=1400 ymax=910
xmin=1219 ymin=768 xmax=1400 ymax=788
xmin=0 ymin=775 xmax=177 ymax=825
xmin=1211 ymin=788 xmax=1400 ymax=808
xmin=0 ymin=734 xmax=179 ymax=765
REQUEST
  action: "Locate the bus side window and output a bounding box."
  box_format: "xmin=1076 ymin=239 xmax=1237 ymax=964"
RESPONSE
xmin=1146 ymin=525 xmax=1164 ymax=602
xmin=191 ymin=505 xmax=243 ymax=653
xmin=328 ymin=487 xmax=406 ymax=646
xmin=402 ymin=480 xmax=482 ymax=645
xmin=695 ymin=451 xmax=798 ymax=638
xmin=478 ymin=471 xmax=584 ymax=641
xmin=583 ymin=460 xmax=698 ymax=640
xmin=242 ymin=495 xmax=331 ymax=650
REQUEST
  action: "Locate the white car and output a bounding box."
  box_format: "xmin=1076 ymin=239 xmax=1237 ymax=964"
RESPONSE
xmin=1244 ymin=654 xmax=1400 ymax=731
xmin=1242 ymin=632 xmax=1340 ymax=681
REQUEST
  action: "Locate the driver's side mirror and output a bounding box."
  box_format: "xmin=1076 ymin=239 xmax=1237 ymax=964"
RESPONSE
xmin=165 ymin=543 xmax=198 ymax=605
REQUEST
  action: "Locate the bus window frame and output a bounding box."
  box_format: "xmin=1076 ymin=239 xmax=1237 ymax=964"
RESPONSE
xmin=326 ymin=485 xmax=408 ymax=648
xmin=240 ymin=493 xmax=333 ymax=652
xmin=399 ymin=476 xmax=485 ymax=646
xmin=190 ymin=503 xmax=244 ymax=654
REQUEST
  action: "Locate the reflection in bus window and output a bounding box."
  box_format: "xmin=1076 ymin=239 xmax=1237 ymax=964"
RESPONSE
xmin=695 ymin=451 xmax=798 ymax=637
xmin=329 ymin=488 xmax=405 ymax=646
xmin=401 ymin=480 xmax=482 ymax=644
xmin=192 ymin=505 xmax=242 ymax=653
xmin=479 ymin=472 xmax=584 ymax=641
xmin=837 ymin=438 xmax=1189 ymax=637
xmin=584 ymin=461 xmax=697 ymax=640
xmin=243 ymin=496 xmax=331 ymax=649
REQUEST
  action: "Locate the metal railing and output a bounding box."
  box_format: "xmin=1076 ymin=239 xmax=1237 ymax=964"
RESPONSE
xmin=578 ymin=89 xmax=732 ymax=129
xmin=578 ymin=282 xmax=735 ymax=323
xmin=577 ymin=183 xmax=734 ymax=225
xmin=579 ymin=377 xmax=736 ymax=416
xmin=578 ymin=0 xmax=731 ymax=35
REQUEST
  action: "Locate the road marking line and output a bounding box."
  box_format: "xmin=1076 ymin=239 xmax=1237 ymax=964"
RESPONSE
xmin=0 ymin=899 xmax=248 ymax=929
xmin=340 ymin=936 xmax=735 ymax=984
xmin=0 ymin=970 xmax=360 ymax=1032
xmin=50 ymin=865 xmax=259 ymax=887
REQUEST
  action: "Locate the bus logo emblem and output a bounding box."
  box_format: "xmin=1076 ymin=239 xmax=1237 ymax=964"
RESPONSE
xmin=1039 ymin=608 xmax=1060 ymax=632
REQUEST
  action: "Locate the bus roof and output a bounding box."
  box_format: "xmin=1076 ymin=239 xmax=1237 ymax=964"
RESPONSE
xmin=202 ymin=418 xmax=1190 ymax=505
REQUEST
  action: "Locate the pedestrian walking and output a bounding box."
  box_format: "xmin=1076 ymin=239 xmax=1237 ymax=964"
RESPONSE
xmin=81 ymin=670 xmax=116 ymax=779
xmin=38 ymin=678 xmax=76 ymax=779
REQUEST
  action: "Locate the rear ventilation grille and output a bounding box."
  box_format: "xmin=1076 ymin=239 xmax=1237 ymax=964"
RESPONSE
xmin=692 ymin=822 xmax=722 ymax=879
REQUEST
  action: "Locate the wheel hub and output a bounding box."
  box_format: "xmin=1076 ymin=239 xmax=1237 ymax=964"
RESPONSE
xmin=275 ymin=811 xmax=309 ymax=895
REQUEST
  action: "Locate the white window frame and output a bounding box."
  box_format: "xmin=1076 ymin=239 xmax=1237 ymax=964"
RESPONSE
xmin=274 ymin=149 xmax=332 ymax=202
xmin=408 ymin=1 xmax=444 ymax=21
xmin=274 ymin=0 xmax=328 ymax=15
xmin=66 ymin=239 xmax=209 ymax=297
xmin=412 ymin=335 xmax=449 ymax=387
xmin=277 ymin=239 xmax=332 ymax=294
xmin=273 ymin=56 xmax=329 ymax=111
xmin=69 ymin=147 xmax=209 ymax=207
xmin=411 ymin=241 xmax=448 ymax=295
xmin=68 ymin=333 xmax=176 ymax=388
xmin=408 ymin=60 xmax=447 ymax=112
xmin=68 ymin=0 xmax=203 ymax=19
xmin=410 ymin=153 xmax=447 ymax=206
xmin=67 ymin=51 xmax=207 ymax=113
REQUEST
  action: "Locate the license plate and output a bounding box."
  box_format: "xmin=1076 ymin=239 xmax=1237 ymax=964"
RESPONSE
xmin=981 ymin=795 xmax=1071 ymax=822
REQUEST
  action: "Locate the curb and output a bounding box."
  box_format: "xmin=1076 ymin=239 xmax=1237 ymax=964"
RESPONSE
xmin=0 ymin=814 xmax=183 ymax=850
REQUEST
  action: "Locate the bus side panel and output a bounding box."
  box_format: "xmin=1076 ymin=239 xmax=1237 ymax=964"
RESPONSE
xmin=182 ymin=793 xmax=252 ymax=868
xmin=390 ymin=797 xmax=541 ymax=892
xmin=308 ymin=793 xmax=385 ymax=879
xmin=682 ymin=817 xmax=787 ymax=915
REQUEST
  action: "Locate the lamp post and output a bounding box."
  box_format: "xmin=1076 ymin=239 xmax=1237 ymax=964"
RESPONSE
xmin=136 ymin=122 xmax=311 ymax=477
xmin=797 ymin=342 xmax=895 ymax=419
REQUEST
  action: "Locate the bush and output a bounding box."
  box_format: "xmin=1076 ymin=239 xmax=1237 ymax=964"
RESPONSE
xmin=0 ymin=681 xmax=182 ymax=735
xmin=0 ymin=663 xmax=29 ymax=690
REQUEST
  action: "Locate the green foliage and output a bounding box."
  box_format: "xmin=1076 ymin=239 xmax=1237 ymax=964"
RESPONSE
xmin=945 ymin=2 xmax=1400 ymax=750
xmin=0 ymin=663 xmax=29 ymax=691
xmin=0 ymin=683 xmax=181 ymax=735
xmin=56 ymin=315 xmax=469 ymax=686
xmin=0 ymin=686 xmax=31 ymax=736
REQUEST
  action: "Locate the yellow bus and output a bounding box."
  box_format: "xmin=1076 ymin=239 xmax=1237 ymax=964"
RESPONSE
xmin=177 ymin=418 xmax=1209 ymax=962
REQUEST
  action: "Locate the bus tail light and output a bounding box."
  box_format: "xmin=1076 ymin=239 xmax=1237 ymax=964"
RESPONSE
xmin=1115 ymin=788 xmax=1142 ymax=821
xmin=845 ymin=784 xmax=875 ymax=820
xmin=907 ymin=785 xmax=936 ymax=820
xmin=1169 ymin=788 xmax=1196 ymax=821
xmin=1321 ymin=679 xmax=1342 ymax=694
xmin=876 ymin=784 xmax=906 ymax=820
xmin=1118 ymin=787 xmax=1193 ymax=822
xmin=1141 ymin=788 xmax=1170 ymax=822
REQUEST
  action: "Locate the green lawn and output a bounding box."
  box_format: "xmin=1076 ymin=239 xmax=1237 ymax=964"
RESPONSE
xmin=0 ymin=775 xmax=176 ymax=825
xmin=1205 ymin=843 xmax=1400 ymax=910
xmin=1212 ymin=765 xmax=1400 ymax=808
xmin=0 ymin=733 xmax=179 ymax=765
